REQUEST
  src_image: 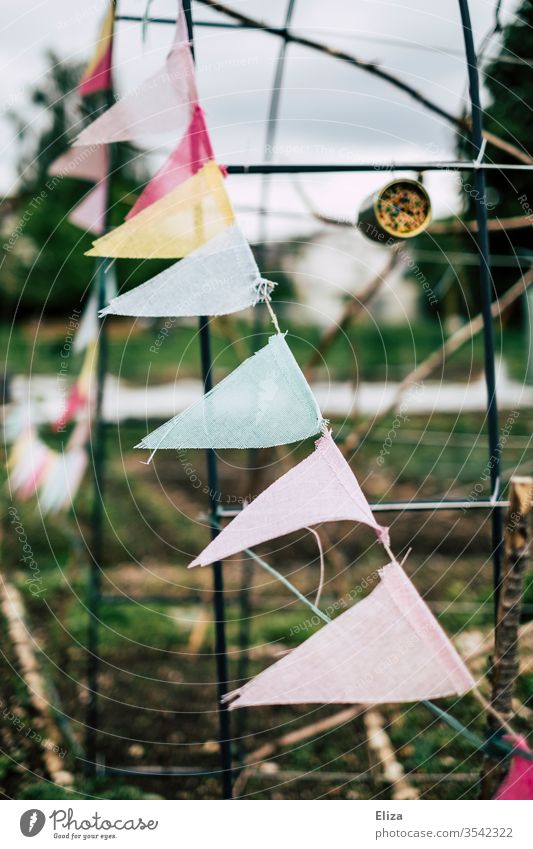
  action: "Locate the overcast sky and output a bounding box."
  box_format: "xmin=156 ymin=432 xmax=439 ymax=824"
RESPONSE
xmin=1 ymin=0 xmax=522 ymax=239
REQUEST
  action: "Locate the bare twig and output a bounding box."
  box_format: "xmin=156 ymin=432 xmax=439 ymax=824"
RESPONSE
xmin=304 ymin=250 xmax=401 ymax=377
xmin=0 ymin=579 xmax=74 ymax=787
xmin=364 ymin=708 xmax=419 ymax=800
xmin=234 ymin=705 xmax=364 ymax=796
xmin=429 ymin=214 xmax=533 ymax=235
xmin=343 ymin=265 xmax=533 ymax=453
xmin=295 ymin=179 xmax=533 ymax=235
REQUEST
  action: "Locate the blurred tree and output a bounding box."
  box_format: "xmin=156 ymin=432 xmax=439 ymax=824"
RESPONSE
xmin=469 ymin=0 xmax=533 ymax=307
xmin=415 ymin=1 xmax=533 ymax=323
xmin=1 ymin=50 xmax=168 ymax=317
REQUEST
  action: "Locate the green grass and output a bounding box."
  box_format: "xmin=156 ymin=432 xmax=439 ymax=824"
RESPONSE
xmin=3 ymin=318 xmax=531 ymax=384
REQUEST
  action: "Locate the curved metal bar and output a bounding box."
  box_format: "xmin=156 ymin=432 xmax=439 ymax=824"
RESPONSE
xmin=457 ymin=0 xmax=503 ymax=617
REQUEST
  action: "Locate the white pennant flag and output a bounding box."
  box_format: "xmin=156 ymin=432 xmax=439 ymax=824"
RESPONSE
xmin=100 ymin=225 xmax=274 ymax=318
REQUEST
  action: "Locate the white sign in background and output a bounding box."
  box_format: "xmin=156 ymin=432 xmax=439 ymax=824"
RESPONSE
xmin=2 ymin=800 xmax=531 ymax=848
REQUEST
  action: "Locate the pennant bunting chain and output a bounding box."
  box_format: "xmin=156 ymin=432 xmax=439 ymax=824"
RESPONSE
xmin=45 ymin=0 xmax=510 ymax=761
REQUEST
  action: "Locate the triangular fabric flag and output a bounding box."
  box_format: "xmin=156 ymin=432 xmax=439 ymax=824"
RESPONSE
xmin=37 ymin=419 xmax=90 ymax=514
xmin=136 ymin=333 xmax=324 ymax=455
xmin=38 ymin=448 xmax=89 ymax=514
xmin=71 ymin=273 xmax=115 ymax=353
xmin=126 ymin=104 xmax=220 ymax=219
xmin=225 ymin=561 xmax=475 ymax=709
xmin=73 ymin=292 xmax=99 ymax=354
xmin=190 ymin=429 xmax=389 ymax=567
xmin=494 ymin=736 xmax=533 ymax=800
xmin=85 ymin=161 xmax=233 ymax=258
xmin=78 ymin=0 xmax=115 ymax=96
xmin=74 ymin=5 xmax=196 ymax=145
xmin=53 ymin=341 xmax=97 ymax=431
xmin=48 ymin=145 xmax=108 ymax=183
xmin=7 ymin=428 xmax=50 ymax=500
xmin=69 ymin=181 xmax=108 ymax=235
xmin=99 ymin=225 xmax=274 ymax=318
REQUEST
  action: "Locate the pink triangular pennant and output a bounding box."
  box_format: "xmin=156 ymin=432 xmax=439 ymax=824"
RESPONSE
xmin=494 ymin=736 xmax=533 ymax=800
xmin=74 ymin=6 xmax=197 ymax=146
xmin=69 ymin=182 xmax=107 ymax=235
xmin=48 ymin=145 xmax=108 ymax=183
xmin=7 ymin=428 xmax=50 ymax=500
xmin=226 ymin=561 xmax=474 ymax=709
xmin=126 ymin=105 xmax=220 ymax=219
xmin=190 ymin=430 xmax=389 ymax=568
xmin=78 ymin=1 xmax=114 ymax=96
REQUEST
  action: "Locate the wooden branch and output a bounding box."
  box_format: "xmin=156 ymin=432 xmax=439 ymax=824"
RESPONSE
xmin=429 ymin=214 xmax=533 ymax=235
xmin=456 ymin=621 xmax=533 ymax=670
xmin=187 ymin=601 xmax=212 ymax=653
xmin=343 ymin=265 xmax=533 ymax=453
xmin=195 ymin=1 xmax=532 ymax=165
xmin=295 ymin=185 xmax=533 ymax=236
xmin=482 ymin=130 xmax=532 ymax=166
xmin=233 ymin=705 xmax=364 ymax=796
xmin=364 ymin=708 xmax=419 ymax=800
xmin=0 ymin=578 xmax=74 ymax=787
xmin=304 ymin=249 xmax=401 ymax=377
xmin=481 ymin=476 xmax=533 ymax=798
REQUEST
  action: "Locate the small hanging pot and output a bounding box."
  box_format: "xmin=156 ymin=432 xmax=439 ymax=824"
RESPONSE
xmin=357 ymin=178 xmax=432 ymax=244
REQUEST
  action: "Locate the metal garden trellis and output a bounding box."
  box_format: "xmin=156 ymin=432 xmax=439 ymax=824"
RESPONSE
xmin=84 ymin=0 xmax=533 ymax=799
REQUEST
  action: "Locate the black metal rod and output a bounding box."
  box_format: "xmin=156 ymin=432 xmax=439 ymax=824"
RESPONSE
xmin=458 ymin=0 xmax=503 ymax=617
xmin=183 ymin=0 xmax=233 ymax=800
xmin=217 ymin=498 xmax=530 ymax=519
xmin=100 ymin=765 xmax=241 ymax=777
xmin=116 ymin=14 xmax=247 ymax=29
xmin=198 ymin=320 xmax=233 ymax=801
xmin=223 ymin=162 xmax=533 ymax=173
xmin=85 ymin=90 xmax=115 ymax=776
xmin=85 ymin=257 xmax=108 ymax=776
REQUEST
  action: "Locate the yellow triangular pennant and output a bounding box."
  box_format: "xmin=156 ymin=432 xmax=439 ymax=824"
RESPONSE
xmin=85 ymin=162 xmax=235 ymax=259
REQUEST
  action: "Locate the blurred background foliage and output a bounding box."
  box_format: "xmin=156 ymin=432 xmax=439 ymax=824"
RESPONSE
xmin=415 ymin=0 xmax=533 ymax=321
xmin=1 ymin=50 xmax=171 ymax=317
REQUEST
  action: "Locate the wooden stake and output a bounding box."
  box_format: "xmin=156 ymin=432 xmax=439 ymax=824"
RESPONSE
xmin=480 ymin=475 xmax=533 ymax=798
xmin=364 ymin=708 xmax=419 ymax=800
xmin=0 ymin=578 xmax=74 ymax=787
